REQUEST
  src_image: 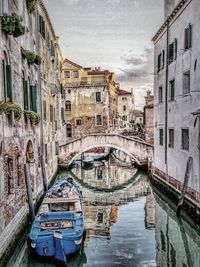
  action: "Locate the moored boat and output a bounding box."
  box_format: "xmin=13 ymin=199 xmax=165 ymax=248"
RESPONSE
xmin=29 ymin=176 xmax=84 ymax=263
xmin=83 ymin=156 xmax=94 ymax=167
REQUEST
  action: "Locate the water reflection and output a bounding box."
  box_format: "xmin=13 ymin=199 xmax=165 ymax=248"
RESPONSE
xmin=5 ymin=154 xmax=200 ymax=267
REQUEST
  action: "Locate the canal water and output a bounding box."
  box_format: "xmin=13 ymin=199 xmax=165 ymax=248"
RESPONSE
xmin=5 ymin=155 xmax=200 ymax=267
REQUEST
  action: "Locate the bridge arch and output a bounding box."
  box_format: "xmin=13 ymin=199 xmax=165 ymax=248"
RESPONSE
xmin=58 ymin=134 xmax=153 ymax=167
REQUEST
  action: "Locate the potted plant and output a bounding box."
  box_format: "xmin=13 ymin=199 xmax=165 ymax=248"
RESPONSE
xmin=2 ymin=102 xmax=22 ymax=121
xmin=26 ymin=0 xmax=37 ymax=14
xmin=24 ymin=110 xmax=40 ymax=125
xmin=22 ymin=49 xmax=42 ymax=65
xmin=1 ymin=13 xmax=25 ymax=37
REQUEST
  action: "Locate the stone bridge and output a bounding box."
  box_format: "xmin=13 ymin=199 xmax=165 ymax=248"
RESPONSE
xmin=58 ymin=134 xmax=153 ymax=167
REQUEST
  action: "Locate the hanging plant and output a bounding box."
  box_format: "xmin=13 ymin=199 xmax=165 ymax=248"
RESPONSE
xmin=24 ymin=110 xmax=40 ymax=125
xmin=1 ymin=102 xmax=22 ymax=121
xmin=0 ymin=101 xmax=4 ymax=115
xmin=26 ymin=0 xmax=37 ymax=14
xmin=22 ymin=49 xmax=42 ymax=65
xmin=1 ymin=13 xmax=25 ymax=37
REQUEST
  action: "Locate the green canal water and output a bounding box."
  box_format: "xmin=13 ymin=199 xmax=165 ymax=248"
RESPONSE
xmin=5 ymin=157 xmax=200 ymax=267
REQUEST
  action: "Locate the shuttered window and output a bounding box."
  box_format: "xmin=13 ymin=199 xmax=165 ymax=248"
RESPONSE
xmin=50 ymin=40 xmax=55 ymax=56
xmin=61 ymin=107 xmax=65 ymax=122
xmin=50 ymin=105 xmax=53 ymax=122
xmin=38 ymin=15 xmax=45 ymax=39
xmin=185 ymin=24 xmax=192 ymax=50
xmin=30 ymin=85 xmax=37 ymax=112
xmin=43 ymin=100 xmax=47 ymax=121
xmin=23 ymin=80 xmax=29 ymax=110
xmin=159 ymin=129 xmax=164 ymax=146
xmin=6 ymin=65 xmax=13 ymax=102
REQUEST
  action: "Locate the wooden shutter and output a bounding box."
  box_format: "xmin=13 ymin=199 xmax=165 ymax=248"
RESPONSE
xmin=2 ymin=60 xmax=6 ymax=100
xmin=23 ymin=80 xmax=29 ymax=110
xmin=189 ymin=24 xmax=192 ymax=48
xmin=174 ymin=38 xmax=178 ymax=59
xmin=162 ymin=50 xmax=165 ymax=68
xmin=39 ymin=15 xmax=42 ymax=33
xmin=61 ymin=107 xmax=64 ymax=122
xmin=30 ymin=85 xmax=37 ymax=112
xmin=185 ymin=28 xmax=189 ymax=49
xmin=43 ymin=100 xmax=46 ymax=120
xmin=6 ymin=65 xmax=12 ymax=102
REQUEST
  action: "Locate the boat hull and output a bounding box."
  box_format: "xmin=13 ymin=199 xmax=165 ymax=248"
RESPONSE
xmin=30 ymin=233 xmax=83 ymax=257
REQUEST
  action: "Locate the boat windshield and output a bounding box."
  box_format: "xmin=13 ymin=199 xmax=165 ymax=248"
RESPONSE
xmin=40 ymin=220 xmax=73 ymax=231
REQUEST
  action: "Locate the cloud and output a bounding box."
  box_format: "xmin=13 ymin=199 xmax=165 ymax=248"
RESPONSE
xmin=117 ymin=47 xmax=154 ymax=85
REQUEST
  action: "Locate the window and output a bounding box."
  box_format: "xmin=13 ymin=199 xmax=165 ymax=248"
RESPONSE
xmin=168 ymin=39 xmax=177 ymax=64
xmin=157 ymin=50 xmax=165 ymax=72
xmin=96 ymin=92 xmax=101 ymax=102
xmin=169 ymin=80 xmax=175 ymax=101
xmin=97 ymin=169 xmax=103 ymax=180
xmin=61 ymin=107 xmax=65 ymax=122
xmin=183 ymin=71 xmax=190 ymax=94
xmin=50 ymin=40 xmax=55 ymax=57
xmin=67 ymin=124 xmax=72 ymax=138
xmin=159 ymin=129 xmax=164 ymax=146
xmin=43 ymin=100 xmax=47 ymax=121
xmin=158 ymin=86 xmax=162 ymax=103
xmin=64 ymin=71 xmax=70 ymax=78
xmin=96 ymin=115 xmax=102 ymax=126
xmin=185 ymin=24 xmax=192 ymax=50
xmin=2 ymin=54 xmax=13 ymax=102
xmin=2 ymin=0 xmax=9 ymax=13
xmin=123 ymin=105 xmax=126 ymax=111
xmin=182 ymin=129 xmax=189 ymax=150
xmin=7 ymin=158 xmax=13 ymax=194
xmin=65 ymin=100 xmax=71 ymax=111
xmin=30 ymin=85 xmax=37 ymax=112
xmin=73 ymin=71 xmax=79 ymax=78
xmin=97 ymin=212 xmax=103 ymax=223
xmin=122 ymin=97 xmax=127 ymax=101
xmin=44 ymin=144 xmax=48 ymax=164
xmin=122 ymin=115 xmax=127 ymax=121
xmin=50 ymin=105 xmax=53 ymax=122
xmin=76 ymin=119 xmax=82 ymax=126
xmin=38 ymin=15 xmax=45 ymax=39
xmin=55 ymin=142 xmax=59 ymax=156
xmin=168 ymin=129 xmax=174 ymax=148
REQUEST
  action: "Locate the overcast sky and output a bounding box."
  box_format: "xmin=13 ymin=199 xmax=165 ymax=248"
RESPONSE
xmin=44 ymin=0 xmax=164 ymax=108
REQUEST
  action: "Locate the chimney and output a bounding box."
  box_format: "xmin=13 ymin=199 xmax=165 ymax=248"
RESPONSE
xmin=164 ymin=0 xmax=175 ymax=19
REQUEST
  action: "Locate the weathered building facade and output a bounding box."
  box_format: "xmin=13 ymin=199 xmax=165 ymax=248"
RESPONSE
xmin=0 ymin=0 xmax=63 ymax=261
xmin=152 ymin=0 xmax=200 ymax=208
xmin=144 ymin=91 xmax=154 ymax=145
xmin=62 ymin=59 xmax=118 ymax=140
xmin=117 ymin=89 xmax=134 ymax=130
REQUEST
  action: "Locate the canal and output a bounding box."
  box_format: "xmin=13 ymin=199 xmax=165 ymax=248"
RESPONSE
xmin=5 ymin=154 xmax=200 ymax=267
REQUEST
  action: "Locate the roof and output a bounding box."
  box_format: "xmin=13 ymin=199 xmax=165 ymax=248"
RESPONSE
xmin=63 ymin=58 xmax=83 ymax=69
xmin=152 ymin=0 xmax=189 ymax=42
xmin=117 ymin=89 xmax=132 ymax=96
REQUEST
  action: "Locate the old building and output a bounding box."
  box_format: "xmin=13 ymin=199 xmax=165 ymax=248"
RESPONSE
xmin=117 ymin=88 xmax=134 ymax=130
xmin=144 ymin=91 xmax=154 ymax=145
xmin=0 ymin=0 xmax=63 ymax=261
xmin=37 ymin=0 xmax=63 ymax=180
xmin=62 ymin=59 xmax=118 ymax=140
xmin=152 ymin=0 xmax=200 ymax=207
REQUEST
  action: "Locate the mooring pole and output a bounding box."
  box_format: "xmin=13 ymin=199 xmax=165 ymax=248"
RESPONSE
xmin=41 ymin=155 xmax=48 ymax=193
xmin=24 ymin=163 xmax=35 ymax=221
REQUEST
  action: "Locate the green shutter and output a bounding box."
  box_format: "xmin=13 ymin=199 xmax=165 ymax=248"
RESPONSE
xmin=189 ymin=24 xmax=192 ymax=48
xmin=2 ymin=60 xmax=6 ymax=100
xmin=30 ymin=85 xmax=37 ymax=112
xmin=6 ymin=65 xmax=12 ymax=102
xmin=61 ymin=107 xmax=64 ymax=122
xmin=23 ymin=80 xmax=29 ymax=110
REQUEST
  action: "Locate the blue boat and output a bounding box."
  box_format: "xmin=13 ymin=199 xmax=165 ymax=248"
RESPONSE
xmin=29 ymin=177 xmax=84 ymax=264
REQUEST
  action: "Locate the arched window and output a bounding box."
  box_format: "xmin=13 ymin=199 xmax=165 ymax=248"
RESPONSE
xmin=65 ymin=100 xmax=71 ymax=112
xmin=2 ymin=51 xmax=12 ymax=102
xmin=66 ymin=124 xmax=72 ymax=138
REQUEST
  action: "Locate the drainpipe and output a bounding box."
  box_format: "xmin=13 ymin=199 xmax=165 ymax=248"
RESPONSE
xmin=36 ymin=4 xmax=48 ymax=193
xmin=165 ymin=22 xmax=169 ymax=167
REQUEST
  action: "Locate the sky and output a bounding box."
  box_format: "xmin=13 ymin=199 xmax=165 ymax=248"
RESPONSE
xmin=44 ymin=0 xmax=164 ymax=108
